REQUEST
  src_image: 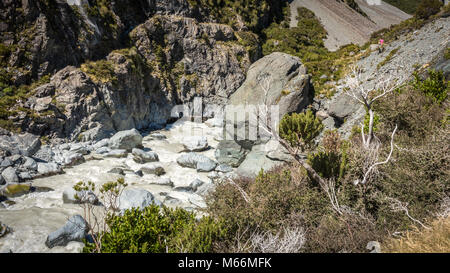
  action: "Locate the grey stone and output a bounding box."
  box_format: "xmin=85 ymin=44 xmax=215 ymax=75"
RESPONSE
xmin=92 ymin=138 xmax=110 ymax=150
xmin=214 ymin=140 xmax=248 ymax=167
xmin=132 ymin=148 xmax=159 ymax=163
xmin=215 ymin=164 xmax=233 ymax=173
xmin=236 ymin=150 xmax=285 ymax=178
xmin=1 ymin=167 xmax=19 ymax=183
xmin=104 ymin=149 xmax=128 ymax=158
xmin=18 ymin=172 xmax=32 ymax=181
xmin=107 ymin=167 xmax=125 ymax=175
xmin=109 ymin=129 xmax=143 ymax=151
xmin=45 ymin=215 xmax=88 ymax=248
xmin=139 ymin=163 xmax=165 ymax=176
xmin=149 ymin=177 xmax=173 ymax=187
xmin=118 ymin=188 xmax=161 ymax=211
xmin=182 ymin=136 xmax=209 ymax=152
xmin=177 ymin=153 xmax=217 ymax=172
xmin=0 ymin=133 xmax=41 ymax=157
xmin=95 ymin=147 xmax=111 ymax=154
xmin=190 ymin=179 xmax=205 ymax=192
xmin=0 ymin=158 xmax=13 ymax=168
xmin=22 ymin=157 xmax=37 ymax=171
xmin=37 ymin=162 xmax=63 ymax=176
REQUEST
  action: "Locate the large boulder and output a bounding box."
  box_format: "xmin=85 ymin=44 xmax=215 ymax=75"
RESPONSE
xmin=118 ymin=188 xmax=161 ymax=211
xmin=45 ymin=215 xmax=88 ymax=248
xmin=229 ymin=52 xmax=313 ymax=119
xmin=139 ymin=163 xmax=166 ymax=176
xmin=0 ymin=183 xmax=31 ymax=198
xmin=214 ymin=140 xmax=248 ymax=167
xmin=236 ymin=150 xmax=285 ymax=178
xmin=109 ymin=129 xmax=143 ymax=151
xmin=0 ymin=133 xmax=41 ymax=157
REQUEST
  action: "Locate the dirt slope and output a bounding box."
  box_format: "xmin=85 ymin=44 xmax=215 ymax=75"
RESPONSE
xmin=290 ymin=0 xmax=411 ymax=51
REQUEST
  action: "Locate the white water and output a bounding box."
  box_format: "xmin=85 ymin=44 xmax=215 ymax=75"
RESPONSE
xmin=0 ymin=120 xmax=224 ymax=253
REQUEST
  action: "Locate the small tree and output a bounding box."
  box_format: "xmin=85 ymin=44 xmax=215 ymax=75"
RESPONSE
xmin=74 ymin=178 xmax=127 ymax=253
xmin=279 ymin=110 xmax=324 ymax=153
xmin=345 ymin=66 xmax=405 ymax=185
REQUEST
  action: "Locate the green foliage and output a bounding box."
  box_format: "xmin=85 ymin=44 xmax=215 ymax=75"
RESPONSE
xmin=308 ymin=130 xmax=348 ymax=180
xmin=383 ymin=0 xmax=423 ymax=14
xmin=80 ymin=59 xmax=117 ymax=84
xmin=415 ymin=0 xmax=443 ymax=19
xmin=83 ymin=205 xmax=224 ymax=253
xmin=363 ymin=111 xmax=380 ymax=134
xmin=279 ymin=110 xmax=323 ymax=151
xmin=412 ymin=69 xmax=448 ymax=103
xmin=186 ymin=0 xmax=286 ymax=32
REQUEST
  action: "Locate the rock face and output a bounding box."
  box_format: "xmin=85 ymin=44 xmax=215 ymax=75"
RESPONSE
xmin=5 ymin=14 xmax=252 ymax=141
xmin=109 ymin=129 xmax=143 ymax=151
xmin=229 ymin=52 xmax=314 ymax=119
xmin=45 ymin=215 xmax=88 ymax=248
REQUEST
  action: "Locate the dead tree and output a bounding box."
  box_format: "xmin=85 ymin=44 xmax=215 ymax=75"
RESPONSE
xmin=345 ymin=66 xmax=405 ymax=185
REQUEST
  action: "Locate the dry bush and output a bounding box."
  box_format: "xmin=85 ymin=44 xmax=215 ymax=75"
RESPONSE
xmin=383 ymin=217 xmax=450 ymax=253
xmin=251 ymin=225 xmax=306 ymax=253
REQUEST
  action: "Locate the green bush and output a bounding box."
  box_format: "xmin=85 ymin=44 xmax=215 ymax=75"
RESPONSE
xmin=415 ymin=0 xmax=443 ymax=19
xmin=279 ymin=110 xmax=323 ymax=151
xmin=412 ymin=69 xmax=448 ymax=103
xmin=83 ymin=205 xmax=225 ymax=253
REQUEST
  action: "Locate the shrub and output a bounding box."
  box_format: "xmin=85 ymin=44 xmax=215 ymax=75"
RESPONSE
xmin=80 ymin=59 xmax=117 ymax=84
xmin=279 ymin=110 xmax=323 ymax=151
xmin=415 ymin=0 xmax=443 ymax=19
xmin=307 ymin=130 xmax=348 ymax=180
xmin=83 ymin=205 xmax=225 ymax=253
xmin=412 ymin=69 xmax=448 ymax=103
xmin=206 ymin=166 xmax=330 ymax=252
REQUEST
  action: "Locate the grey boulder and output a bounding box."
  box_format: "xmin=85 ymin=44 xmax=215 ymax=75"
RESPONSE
xmin=109 ymin=129 xmax=143 ymax=151
xmin=182 ymin=136 xmax=209 ymax=152
xmin=118 ymin=188 xmax=161 ymax=211
xmin=45 ymin=215 xmax=88 ymax=248
xmin=176 ymin=153 xmax=217 ymax=172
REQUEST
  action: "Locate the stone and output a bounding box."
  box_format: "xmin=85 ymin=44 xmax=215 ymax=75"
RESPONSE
xmin=196 ymin=160 xmax=217 ymax=172
xmin=62 ymin=188 xmax=99 ymax=205
xmin=236 ymin=150 xmax=285 ymax=178
xmin=0 ymin=133 xmax=41 ymax=157
xmin=22 ymin=157 xmax=37 ymax=171
xmin=132 ymin=148 xmax=159 ymax=163
xmin=182 ymin=136 xmax=209 ymax=152
xmin=1 ymin=183 xmax=31 ymax=198
xmin=18 ymin=172 xmax=32 ymax=181
xmin=37 ymin=162 xmax=63 ymax=176
xmin=45 ymin=215 xmax=88 ymax=248
xmin=95 ymin=147 xmax=111 ymax=154
xmin=177 ymin=153 xmax=217 ymax=172
xmin=0 ymin=175 xmax=4 ymax=185
xmin=190 ymin=179 xmax=205 ymax=192
xmin=229 ymin=52 xmax=313 ymax=120
xmin=149 ymin=177 xmax=173 ymax=187
xmin=327 ymin=94 xmax=361 ymax=122
xmin=214 ymin=140 xmax=248 ymax=167
xmin=107 ymin=167 xmax=125 ymax=175
xmin=0 ymin=158 xmax=13 ymax=168
xmin=1 ymin=167 xmax=19 ymax=183
xmin=0 ymin=222 xmax=11 ymax=238
xmin=104 ymin=149 xmax=128 ymax=158
xmin=109 ymin=129 xmax=143 ymax=151
xmin=215 ymin=164 xmax=233 ymax=173
xmin=69 ymin=143 xmax=89 ymax=155
xmin=118 ymin=188 xmax=161 ymax=211
xmin=92 ymin=138 xmax=110 ymax=150
xmin=139 ymin=163 xmax=165 ymax=176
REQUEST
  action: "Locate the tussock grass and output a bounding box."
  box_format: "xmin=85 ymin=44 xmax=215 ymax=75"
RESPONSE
xmin=383 ymin=217 xmax=450 ymax=253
